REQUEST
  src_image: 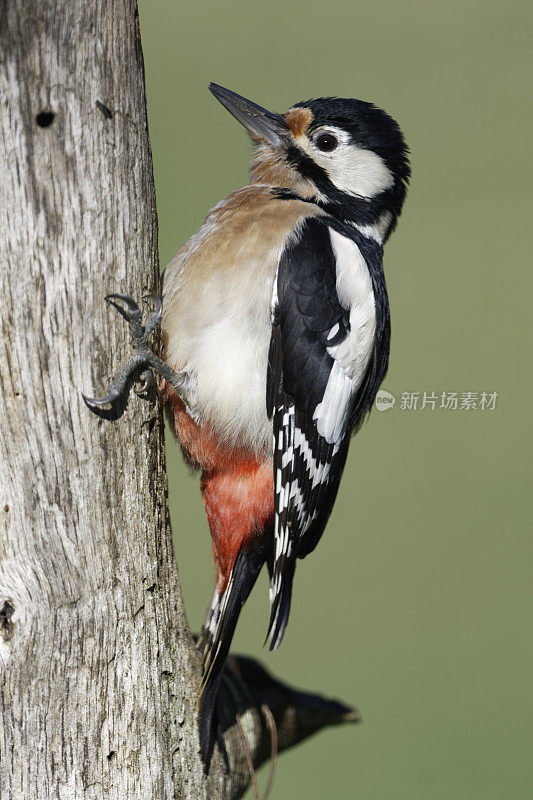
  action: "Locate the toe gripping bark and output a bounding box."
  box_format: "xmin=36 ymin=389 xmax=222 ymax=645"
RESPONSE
xmin=82 ymin=294 xmax=183 ymax=420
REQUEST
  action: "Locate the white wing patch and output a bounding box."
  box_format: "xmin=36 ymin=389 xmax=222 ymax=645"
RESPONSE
xmin=313 ymin=360 xmax=353 ymax=444
xmin=329 ymin=228 xmax=376 ymax=384
xmin=312 ymin=229 xmax=376 ymax=446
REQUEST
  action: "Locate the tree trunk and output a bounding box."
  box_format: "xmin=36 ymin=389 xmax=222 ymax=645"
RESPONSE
xmin=0 ymin=3 xmax=357 ymax=798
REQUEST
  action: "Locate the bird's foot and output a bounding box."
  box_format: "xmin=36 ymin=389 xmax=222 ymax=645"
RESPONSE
xmin=82 ymin=293 xmax=181 ymax=420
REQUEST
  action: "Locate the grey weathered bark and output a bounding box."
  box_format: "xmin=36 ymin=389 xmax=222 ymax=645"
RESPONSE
xmin=0 ymin=2 xmax=358 ymax=798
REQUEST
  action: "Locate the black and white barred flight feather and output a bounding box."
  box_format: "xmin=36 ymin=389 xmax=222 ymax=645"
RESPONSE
xmin=266 ymin=216 xmax=390 ymax=649
xmin=197 ymin=536 xmax=273 ymax=764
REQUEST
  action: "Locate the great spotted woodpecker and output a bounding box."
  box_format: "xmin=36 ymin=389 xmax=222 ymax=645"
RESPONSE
xmin=84 ymin=83 xmax=410 ymax=765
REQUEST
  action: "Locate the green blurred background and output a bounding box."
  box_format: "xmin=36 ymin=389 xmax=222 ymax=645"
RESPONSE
xmin=138 ymin=1 xmax=532 ymax=797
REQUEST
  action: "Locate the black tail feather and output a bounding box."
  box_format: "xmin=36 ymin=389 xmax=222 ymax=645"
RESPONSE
xmin=197 ymin=538 xmax=271 ymax=769
xmin=198 ymin=669 xmax=225 ymax=771
xmin=266 ymin=556 xmax=296 ymax=651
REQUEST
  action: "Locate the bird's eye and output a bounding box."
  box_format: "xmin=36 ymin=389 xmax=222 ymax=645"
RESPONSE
xmin=314 ymin=132 xmax=338 ymax=152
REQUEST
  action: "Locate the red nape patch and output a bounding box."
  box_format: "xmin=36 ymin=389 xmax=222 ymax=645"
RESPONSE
xmin=162 ymin=383 xmax=274 ymax=588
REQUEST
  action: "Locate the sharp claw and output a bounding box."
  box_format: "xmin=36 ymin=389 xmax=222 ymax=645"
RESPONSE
xmin=81 ymin=392 xmax=99 ymax=409
xmin=81 ymin=391 xmax=126 ymax=421
xmin=142 ymin=294 xmax=163 ymax=334
xmin=105 ymin=294 xmax=141 ymax=321
xmin=83 ymin=293 xmax=167 ymax=422
xmin=105 ymin=293 xmax=140 ymax=311
xmin=142 ymin=294 xmax=162 ymax=316
xmin=135 ymin=369 xmax=154 ymax=397
xmin=82 ymin=390 xmax=119 ymax=408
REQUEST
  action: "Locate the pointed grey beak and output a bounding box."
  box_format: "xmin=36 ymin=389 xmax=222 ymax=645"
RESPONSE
xmin=209 ymin=83 xmax=287 ymax=146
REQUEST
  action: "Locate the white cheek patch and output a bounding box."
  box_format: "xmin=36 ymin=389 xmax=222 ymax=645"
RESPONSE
xmin=296 ymin=129 xmax=394 ymax=199
xmin=327 ymin=228 xmax=376 ymax=389
xmin=325 ymin=145 xmax=394 ymax=198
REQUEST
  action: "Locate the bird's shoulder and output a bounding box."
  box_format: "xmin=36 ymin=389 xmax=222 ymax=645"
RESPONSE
xmin=268 ymin=213 xmax=388 ymax=456
xmin=162 ymin=185 xmax=325 ymax=299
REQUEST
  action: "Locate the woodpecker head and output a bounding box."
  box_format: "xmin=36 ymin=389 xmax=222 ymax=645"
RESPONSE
xmin=209 ymin=83 xmax=410 ymax=240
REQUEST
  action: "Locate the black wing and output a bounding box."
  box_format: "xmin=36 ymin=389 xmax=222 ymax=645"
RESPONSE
xmin=266 ymin=216 xmax=389 ymax=649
